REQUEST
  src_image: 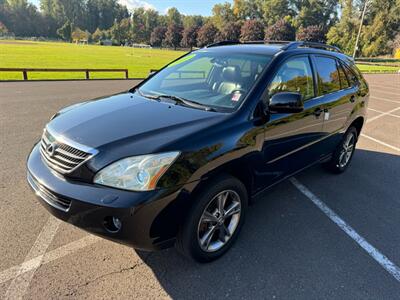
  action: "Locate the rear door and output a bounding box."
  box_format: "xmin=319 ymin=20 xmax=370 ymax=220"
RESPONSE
xmin=311 ymin=55 xmax=357 ymax=154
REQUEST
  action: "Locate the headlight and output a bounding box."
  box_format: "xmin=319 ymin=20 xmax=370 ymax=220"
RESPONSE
xmin=93 ymin=152 xmax=180 ymax=191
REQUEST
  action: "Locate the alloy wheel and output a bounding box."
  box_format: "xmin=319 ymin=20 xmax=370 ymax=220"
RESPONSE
xmin=197 ymin=190 xmax=241 ymax=252
xmin=338 ymin=133 xmax=355 ymax=168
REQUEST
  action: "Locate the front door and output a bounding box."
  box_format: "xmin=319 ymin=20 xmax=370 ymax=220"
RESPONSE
xmin=254 ymin=55 xmax=325 ymax=191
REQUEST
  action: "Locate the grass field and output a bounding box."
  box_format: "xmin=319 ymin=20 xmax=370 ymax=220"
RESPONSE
xmin=357 ymin=64 xmax=400 ymax=73
xmin=0 ymin=40 xmax=185 ymax=80
xmin=1 ymin=40 xmax=399 ymax=80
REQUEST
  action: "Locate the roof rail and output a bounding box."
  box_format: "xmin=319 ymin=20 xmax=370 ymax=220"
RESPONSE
xmin=264 ymin=40 xmax=293 ymax=45
xmin=283 ymin=41 xmax=342 ymax=53
xmin=206 ymin=40 xmax=290 ymax=48
xmin=205 ymin=40 xmax=343 ymax=53
xmin=206 ymin=40 xmax=241 ymax=48
xmin=241 ymin=40 xmax=266 ymax=44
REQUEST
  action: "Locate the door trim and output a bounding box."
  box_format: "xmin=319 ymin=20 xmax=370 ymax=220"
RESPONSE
xmin=266 ymin=128 xmax=342 ymax=164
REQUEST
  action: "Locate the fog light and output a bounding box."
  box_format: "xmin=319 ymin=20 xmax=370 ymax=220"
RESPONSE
xmin=104 ymin=216 xmax=122 ymax=233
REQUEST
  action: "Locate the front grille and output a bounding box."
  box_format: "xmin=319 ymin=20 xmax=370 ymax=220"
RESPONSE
xmin=40 ymin=129 xmax=92 ymax=174
xmin=27 ymin=172 xmax=72 ymax=212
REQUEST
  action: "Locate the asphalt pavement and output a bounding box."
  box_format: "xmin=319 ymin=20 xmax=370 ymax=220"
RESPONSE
xmin=0 ymin=75 xmax=399 ymax=299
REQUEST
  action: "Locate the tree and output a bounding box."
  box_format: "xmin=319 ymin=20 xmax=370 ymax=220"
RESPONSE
xmin=166 ymin=7 xmax=182 ymax=26
xmin=164 ymin=23 xmax=182 ymax=49
xmin=262 ymin=0 xmax=292 ymax=26
xmin=59 ymin=0 xmax=85 ymax=28
xmin=197 ymin=23 xmax=220 ymax=47
xmin=57 ymin=21 xmax=72 ymax=41
xmin=111 ymin=18 xmax=131 ymax=45
xmin=131 ymin=8 xmax=147 ymax=43
xmin=233 ymin=0 xmax=263 ymax=20
xmin=296 ymin=25 xmax=326 ymax=43
xmin=264 ymin=19 xmax=295 ymax=41
xmin=131 ymin=8 xmax=159 ymax=44
xmin=326 ymin=0 xmax=358 ymax=55
xmin=0 ymin=21 xmax=9 ymax=36
xmin=212 ymin=2 xmax=236 ymax=30
xmin=220 ymin=21 xmax=241 ymax=40
xmin=71 ymin=27 xmax=88 ymax=42
xmin=92 ymin=27 xmax=104 ymax=43
xmin=388 ymin=33 xmax=400 ymax=55
xmin=181 ymin=25 xmax=199 ymax=50
xmin=2 ymin=0 xmax=45 ymax=37
xmin=292 ymin=0 xmax=339 ymax=31
xmin=360 ymin=0 xmax=400 ymax=57
xmin=240 ymin=19 xmax=264 ymax=41
xmin=150 ymin=26 xmax=166 ymax=47
xmin=183 ymin=15 xmax=204 ymax=29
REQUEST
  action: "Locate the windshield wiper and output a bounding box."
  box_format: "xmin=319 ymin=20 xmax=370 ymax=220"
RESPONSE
xmin=136 ymin=89 xmax=215 ymax=112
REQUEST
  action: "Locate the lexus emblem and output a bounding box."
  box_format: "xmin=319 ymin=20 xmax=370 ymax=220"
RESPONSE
xmin=46 ymin=142 xmax=58 ymax=157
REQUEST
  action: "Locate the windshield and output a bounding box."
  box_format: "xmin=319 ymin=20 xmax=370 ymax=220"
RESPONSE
xmin=137 ymin=51 xmax=272 ymax=111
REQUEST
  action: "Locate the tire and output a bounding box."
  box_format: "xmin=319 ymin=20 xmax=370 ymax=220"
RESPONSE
xmin=176 ymin=175 xmax=248 ymax=263
xmin=325 ymin=126 xmax=358 ymax=174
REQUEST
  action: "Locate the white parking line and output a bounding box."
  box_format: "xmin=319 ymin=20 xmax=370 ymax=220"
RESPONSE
xmin=369 ymin=84 xmax=399 ymax=92
xmin=368 ymin=108 xmax=400 ymax=119
xmin=4 ymin=217 xmax=60 ymax=300
xmin=360 ymin=134 xmax=400 ymax=152
xmin=0 ymin=235 xmax=100 ymax=285
xmin=367 ymin=107 xmax=400 ymax=123
xmin=371 ymin=90 xmax=400 ymax=97
xmin=290 ymin=177 xmax=400 ymax=282
xmin=370 ymin=96 xmax=400 ymax=104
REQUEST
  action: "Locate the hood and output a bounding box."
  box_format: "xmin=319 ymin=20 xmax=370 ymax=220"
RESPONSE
xmin=47 ymin=93 xmax=226 ymax=151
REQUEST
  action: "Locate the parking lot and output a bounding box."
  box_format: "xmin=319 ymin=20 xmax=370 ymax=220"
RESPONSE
xmin=0 ymin=74 xmax=399 ymax=299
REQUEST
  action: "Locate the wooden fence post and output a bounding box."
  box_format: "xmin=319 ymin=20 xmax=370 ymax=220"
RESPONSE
xmin=23 ymin=70 xmax=28 ymax=81
xmin=125 ymin=70 xmax=129 ymax=79
xmin=85 ymin=71 xmax=90 ymax=80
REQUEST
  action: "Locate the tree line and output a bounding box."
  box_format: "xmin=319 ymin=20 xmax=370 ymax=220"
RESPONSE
xmin=0 ymin=0 xmax=399 ymax=57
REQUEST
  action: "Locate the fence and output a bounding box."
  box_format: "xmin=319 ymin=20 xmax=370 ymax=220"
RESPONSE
xmin=0 ymin=68 xmax=130 ymax=81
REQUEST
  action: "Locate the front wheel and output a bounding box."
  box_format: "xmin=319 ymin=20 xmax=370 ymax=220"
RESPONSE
xmin=325 ymin=126 xmax=358 ymax=173
xmin=176 ymin=175 xmax=248 ymax=262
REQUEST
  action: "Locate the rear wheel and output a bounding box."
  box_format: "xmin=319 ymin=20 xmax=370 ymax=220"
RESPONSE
xmin=176 ymin=175 xmax=248 ymax=262
xmin=325 ymin=126 xmax=358 ymax=173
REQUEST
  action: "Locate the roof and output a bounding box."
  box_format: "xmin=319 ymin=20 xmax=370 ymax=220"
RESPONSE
xmin=197 ymin=44 xmax=284 ymax=56
xmin=197 ymin=41 xmax=350 ymax=60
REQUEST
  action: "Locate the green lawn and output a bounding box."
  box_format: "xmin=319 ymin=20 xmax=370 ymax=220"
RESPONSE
xmin=356 ymin=63 xmax=400 ymax=73
xmin=1 ymin=40 xmax=399 ymax=80
xmin=0 ymin=40 xmax=186 ymax=80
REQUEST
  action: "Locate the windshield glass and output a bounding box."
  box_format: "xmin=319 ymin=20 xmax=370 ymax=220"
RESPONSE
xmin=137 ymin=51 xmax=272 ymax=111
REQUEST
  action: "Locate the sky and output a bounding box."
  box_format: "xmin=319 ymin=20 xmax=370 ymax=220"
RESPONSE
xmin=29 ymin=0 xmax=233 ymax=16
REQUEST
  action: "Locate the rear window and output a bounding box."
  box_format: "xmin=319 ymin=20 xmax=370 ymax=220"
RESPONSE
xmin=343 ymin=64 xmax=359 ymax=87
xmin=337 ymin=62 xmax=350 ymax=89
xmin=314 ymin=56 xmax=341 ymax=94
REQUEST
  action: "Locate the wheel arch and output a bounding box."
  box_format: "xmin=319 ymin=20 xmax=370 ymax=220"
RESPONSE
xmin=349 ymin=116 xmax=364 ymax=138
xmin=188 ymin=157 xmax=256 ymax=206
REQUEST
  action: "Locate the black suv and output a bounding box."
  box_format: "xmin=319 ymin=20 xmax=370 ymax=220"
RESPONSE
xmin=27 ymin=41 xmax=369 ymax=262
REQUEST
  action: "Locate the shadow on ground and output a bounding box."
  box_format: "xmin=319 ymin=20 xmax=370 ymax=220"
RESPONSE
xmin=136 ymin=149 xmax=400 ymax=299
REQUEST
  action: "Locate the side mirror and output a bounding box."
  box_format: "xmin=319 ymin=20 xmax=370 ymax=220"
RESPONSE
xmin=269 ymin=92 xmax=303 ymax=114
xmin=148 ymin=70 xmax=157 ymax=78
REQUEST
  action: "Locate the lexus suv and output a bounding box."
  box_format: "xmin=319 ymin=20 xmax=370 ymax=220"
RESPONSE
xmin=27 ymin=41 xmax=369 ymax=262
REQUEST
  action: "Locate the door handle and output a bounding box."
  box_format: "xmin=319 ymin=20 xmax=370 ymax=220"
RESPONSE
xmin=313 ymin=108 xmax=323 ymax=117
xmin=350 ymin=95 xmax=356 ymax=103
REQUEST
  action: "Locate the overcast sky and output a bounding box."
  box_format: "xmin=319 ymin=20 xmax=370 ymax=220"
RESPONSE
xmin=28 ymin=0 xmax=233 ymax=16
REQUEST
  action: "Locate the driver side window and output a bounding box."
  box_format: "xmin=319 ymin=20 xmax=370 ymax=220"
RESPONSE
xmin=268 ymin=56 xmax=315 ymax=101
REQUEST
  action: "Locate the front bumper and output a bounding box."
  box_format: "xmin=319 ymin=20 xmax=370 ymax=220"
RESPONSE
xmin=27 ymin=143 xmax=190 ymax=250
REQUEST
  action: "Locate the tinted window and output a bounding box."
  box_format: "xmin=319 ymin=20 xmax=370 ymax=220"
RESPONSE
xmin=343 ymin=64 xmax=358 ymax=87
xmin=269 ymin=56 xmax=314 ymax=101
xmin=337 ymin=62 xmax=350 ymax=89
xmin=314 ymin=56 xmax=341 ymax=94
xmin=139 ymin=52 xmax=272 ymax=110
